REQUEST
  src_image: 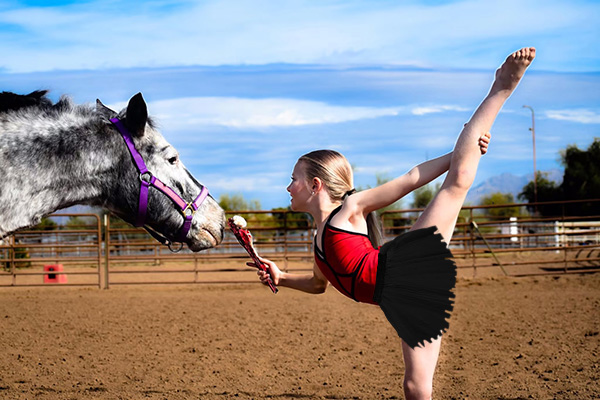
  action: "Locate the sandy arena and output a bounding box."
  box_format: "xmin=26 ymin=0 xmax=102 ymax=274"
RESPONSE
xmin=0 ymin=268 xmax=598 ymax=399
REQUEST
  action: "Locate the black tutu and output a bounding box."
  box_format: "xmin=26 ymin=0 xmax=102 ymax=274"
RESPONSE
xmin=373 ymin=226 xmax=456 ymax=349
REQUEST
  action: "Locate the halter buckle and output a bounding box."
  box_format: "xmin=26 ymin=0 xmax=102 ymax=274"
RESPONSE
xmin=182 ymin=203 xmax=195 ymax=218
xmin=139 ymin=171 xmax=153 ymax=184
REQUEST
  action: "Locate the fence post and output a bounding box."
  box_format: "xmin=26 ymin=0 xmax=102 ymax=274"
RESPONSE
xmin=97 ymin=214 xmax=102 ymax=289
xmin=104 ymin=214 xmax=110 ymax=289
xmin=10 ymin=235 xmax=16 ymax=286
xmin=469 ymin=208 xmax=476 ymax=278
xmin=562 ymin=203 xmax=567 ymax=273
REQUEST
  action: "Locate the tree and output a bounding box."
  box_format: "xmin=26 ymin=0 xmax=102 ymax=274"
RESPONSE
xmin=411 ymin=183 xmax=440 ymax=209
xmin=218 ymin=193 xmax=261 ymax=212
xmin=218 ymin=193 xmax=269 ymax=228
xmin=519 ymin=138 xmax=600 ymax=217
xmin=560 ymin=139 xmax=600 ymax=216
xmin=31 ymin=217 xmax=57 ymax=231
xmin=66 ymin=216 xmax=90 ymax=230
xmin=271 ymin=207 xmax=312 ymax=229
xmin=479 ymin=192 xmax=520 ymax=218
xmin=518 ymin=172 xmax=562 ymax=216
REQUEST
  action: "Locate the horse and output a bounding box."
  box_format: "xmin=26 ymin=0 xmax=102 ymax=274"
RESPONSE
xmin=0 ymin=90 xmax=225 ymax=252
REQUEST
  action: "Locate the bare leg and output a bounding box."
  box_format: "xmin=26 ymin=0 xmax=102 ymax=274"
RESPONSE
xmin=402 ymin=47 xmax=536 ymax=400
xmin=411 ymin=47 xmax=536 ymax=243
xmin=402 ymin=336 xmax=441 ymax=400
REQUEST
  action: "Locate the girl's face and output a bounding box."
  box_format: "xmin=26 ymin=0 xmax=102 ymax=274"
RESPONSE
xmin=287 ymin=162 xmax=312 ymax=212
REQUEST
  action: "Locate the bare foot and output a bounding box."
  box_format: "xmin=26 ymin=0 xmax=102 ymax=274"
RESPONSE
xmin=492 ymin=47 xmax=536 ymax=93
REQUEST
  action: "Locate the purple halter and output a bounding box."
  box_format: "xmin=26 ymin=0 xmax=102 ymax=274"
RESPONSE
xmin=111 ymin=117 xmax=209 ymax=247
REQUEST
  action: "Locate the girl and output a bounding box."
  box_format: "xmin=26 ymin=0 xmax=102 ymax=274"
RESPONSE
xmin=251 ymin=47 xmax=536 ymax=400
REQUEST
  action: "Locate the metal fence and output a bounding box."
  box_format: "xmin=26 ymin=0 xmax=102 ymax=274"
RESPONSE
xmin=380 ymin=198 xmax=600 ymax=278
xmin=1 ymin=199 xmax=598 ymax=288
xmin=0 ymin=213 xmax=103 ymax=287
xmin=102 ymin=210 xmax=314 ymax=288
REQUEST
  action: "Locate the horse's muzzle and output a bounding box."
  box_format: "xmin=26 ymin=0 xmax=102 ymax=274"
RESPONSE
xmin=187 ymin=200 xmax=226 ymax=252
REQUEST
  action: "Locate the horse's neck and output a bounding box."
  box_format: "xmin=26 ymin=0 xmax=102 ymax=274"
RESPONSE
xmin=0 ymin=112 xmax=120 ymax=237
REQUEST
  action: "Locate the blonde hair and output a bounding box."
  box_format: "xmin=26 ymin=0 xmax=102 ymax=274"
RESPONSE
xmin=298 ymin=150 xmax=383 ymax=248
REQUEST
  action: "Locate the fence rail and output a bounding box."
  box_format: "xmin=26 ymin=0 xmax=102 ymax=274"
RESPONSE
xmin=1 ymin=199 xmax=599 ymax=288
xmin=0 ymin=213 xmax=103 ymax=287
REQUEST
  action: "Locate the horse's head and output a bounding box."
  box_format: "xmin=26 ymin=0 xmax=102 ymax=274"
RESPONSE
xmin=97 ymin=93 xmax=225 ymax=252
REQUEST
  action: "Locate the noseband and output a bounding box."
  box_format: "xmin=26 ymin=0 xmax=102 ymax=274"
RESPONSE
xmin=111 ymin=117 xmax=209 ymax=251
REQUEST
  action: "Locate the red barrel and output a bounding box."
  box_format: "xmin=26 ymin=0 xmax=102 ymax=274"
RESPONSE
xmin=43 ymin=264 xmax=67 ymax=284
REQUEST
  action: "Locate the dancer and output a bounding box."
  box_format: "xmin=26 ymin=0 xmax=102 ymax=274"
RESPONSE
xmin=251 ymin=48 xmax=535 ymax=399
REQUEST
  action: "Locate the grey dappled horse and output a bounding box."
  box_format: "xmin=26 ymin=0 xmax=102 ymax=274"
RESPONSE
xmin=0 ymin=91 xmax=225 ymax=251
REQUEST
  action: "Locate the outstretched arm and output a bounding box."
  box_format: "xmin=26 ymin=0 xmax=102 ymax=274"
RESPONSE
xmin=354 ymin=152 xmax=453 ymax=214
xmin=251 ymin=257 xmax=329 ymax=294
xmin=350 ymin=132 xmax=490 ymax=215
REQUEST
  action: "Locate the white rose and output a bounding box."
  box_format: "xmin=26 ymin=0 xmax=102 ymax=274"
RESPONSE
xmin=232 ymin=215 xmax=247 ymax=228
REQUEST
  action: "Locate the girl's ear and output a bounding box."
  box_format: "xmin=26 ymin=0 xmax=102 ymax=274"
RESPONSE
xmin=312 ymin=177 xmax=324 ymax=192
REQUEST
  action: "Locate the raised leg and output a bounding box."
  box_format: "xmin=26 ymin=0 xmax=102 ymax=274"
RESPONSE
xmin=410 ymin=47 xmax=536 ymax=244
xmin=401 ymin=48 xmax=536 ymax=398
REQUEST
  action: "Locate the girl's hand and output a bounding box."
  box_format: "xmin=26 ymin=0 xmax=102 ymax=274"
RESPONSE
xmin=479 ymin=131 xmax=491 ymax=155
xmin=247 ymin=256 xmax=282 ymax=286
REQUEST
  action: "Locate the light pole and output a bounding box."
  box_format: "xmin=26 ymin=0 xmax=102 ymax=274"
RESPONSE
xmin=523 ymin=105 xmax=537 ymax=205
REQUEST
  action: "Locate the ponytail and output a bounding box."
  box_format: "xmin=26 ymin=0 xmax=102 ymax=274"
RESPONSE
xmin=366 ymin=211 xmax=384 ymax=249
xmin=343 ymin=189 xmax=383 ymax=248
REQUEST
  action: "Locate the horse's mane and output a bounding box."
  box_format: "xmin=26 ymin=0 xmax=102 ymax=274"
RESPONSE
xmin=1 ymin=90 xmax=51 ymax=113
xmin=0 ymin=90 xmax=81 ymax=116
xmin=1 ymin=90 xmax=155 ymax=128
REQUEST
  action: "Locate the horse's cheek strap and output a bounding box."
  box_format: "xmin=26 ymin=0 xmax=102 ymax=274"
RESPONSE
xmin=136 ymin=180 xmax=150 ymax=227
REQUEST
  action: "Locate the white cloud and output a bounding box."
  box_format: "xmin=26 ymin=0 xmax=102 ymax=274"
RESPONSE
xmin=411 ymin=105 xmax=470 ymax=116
xmin=142 ymin=97 xmax=404 ymax=129
xmin=544 ymin=109 xmax=600 ymax=124
xmin=121 ymin=97 xmax=474 ymax=129
xmin=0 ymin=0 xmax=597 ymax=72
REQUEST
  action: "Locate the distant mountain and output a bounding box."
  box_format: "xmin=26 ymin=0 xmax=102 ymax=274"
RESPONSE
xmin=465 ymin=169 xmax=563 ymax=205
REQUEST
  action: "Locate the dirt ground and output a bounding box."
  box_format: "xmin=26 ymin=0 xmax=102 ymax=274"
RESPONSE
xmin=0 ymin=269 xmax=598 ymax=399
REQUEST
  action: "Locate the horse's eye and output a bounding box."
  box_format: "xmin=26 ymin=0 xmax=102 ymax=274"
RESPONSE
xmin=168 ymin=155 xmax=179 ymax=165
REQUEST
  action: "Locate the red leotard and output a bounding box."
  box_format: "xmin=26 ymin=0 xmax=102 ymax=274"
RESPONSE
xmin=314 ymin=206 xmax=379 ymax=305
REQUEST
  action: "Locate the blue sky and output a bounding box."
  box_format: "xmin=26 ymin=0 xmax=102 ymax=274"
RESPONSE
xmin=1 ymin=0 xmax=599 ymax=209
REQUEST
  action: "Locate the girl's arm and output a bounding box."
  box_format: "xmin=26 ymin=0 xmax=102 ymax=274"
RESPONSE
xmin=348 ymin=132 xmax=491 ymax=216
xmin=250 ymin=257 xmax=328 ymax=294
xmin=353 ymin=152 xmax=453 ymax=214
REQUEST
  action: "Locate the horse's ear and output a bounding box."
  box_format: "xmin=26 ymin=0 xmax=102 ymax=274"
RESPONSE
xmin=125 ymin=93 xmax=148 ymax=137
xmin=96 ymin=99 xmax=116 ymax=118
